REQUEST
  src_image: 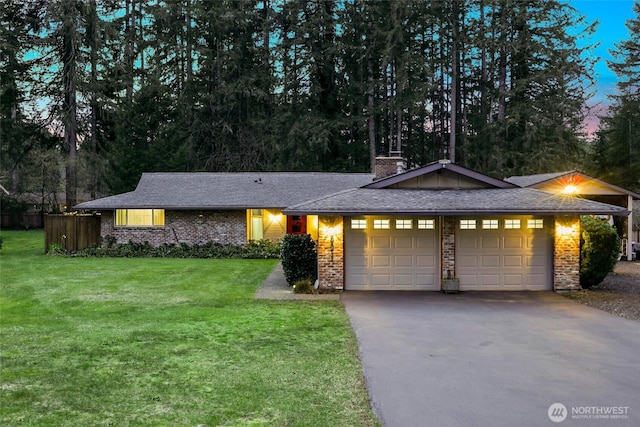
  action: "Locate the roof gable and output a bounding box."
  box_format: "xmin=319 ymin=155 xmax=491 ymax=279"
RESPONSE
xmin=365 ymin=161 xmax=516 ymax=190
xmin=506 ymin=171 xmax=640 ymax=199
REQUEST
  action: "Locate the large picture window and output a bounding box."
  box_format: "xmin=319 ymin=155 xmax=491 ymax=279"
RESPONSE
xmin=115 ymin=209 xmax=165 ymax=227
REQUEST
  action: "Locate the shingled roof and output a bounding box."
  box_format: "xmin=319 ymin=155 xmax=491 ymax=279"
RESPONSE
xmin=74 ymin=172 xmax=375 ymax=210
xmin=284 ymin=187 xmax=630 ymax=216
xmin=504 ymin=171 xmax=573 ymax=188
xmin=505 ymin=170 xmax=640 ymax=199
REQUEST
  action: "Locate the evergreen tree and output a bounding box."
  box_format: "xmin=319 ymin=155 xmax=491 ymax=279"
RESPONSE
xmin=591 ymin=1 xmax=640 ymax=192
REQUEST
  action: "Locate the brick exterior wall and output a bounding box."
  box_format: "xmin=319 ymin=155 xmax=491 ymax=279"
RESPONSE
xmin=374 ymin=156 xmax=404 ymax=180
xmin=317 ymin=216 xmax=344 ymax=290
xmin=100 ymin=210 xmax=246 ymax=247
xmin=553 ymin=216 xmax=581 ymax=291
xmin=442 ymin=216 xmax=456 ymax=280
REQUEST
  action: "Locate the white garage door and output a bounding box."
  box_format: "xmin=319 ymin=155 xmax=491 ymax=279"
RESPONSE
xmin=345 ymin=216 xmax=438 ymax=290
xmin=456 ymin=217 xmax=552 ymax=290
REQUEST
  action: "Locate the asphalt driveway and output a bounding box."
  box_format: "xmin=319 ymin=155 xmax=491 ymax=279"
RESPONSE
xmin=341 ymin=291 xmax=640 ymax=427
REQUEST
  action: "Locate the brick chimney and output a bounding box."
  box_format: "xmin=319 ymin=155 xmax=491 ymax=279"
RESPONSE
xmin=374 ymin=153 xmax=405 ymax=180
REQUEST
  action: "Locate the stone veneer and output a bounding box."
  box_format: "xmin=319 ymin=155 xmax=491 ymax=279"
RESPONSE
xmin=317 ymin=216 xmax=344 ymax=290
xmin=100 ymin=210 xmax=246 ymax=247
xmin=441 ymin=216 xmax=456 ymax=280
xmin=553 ymin=216 xmax=581 ymax=291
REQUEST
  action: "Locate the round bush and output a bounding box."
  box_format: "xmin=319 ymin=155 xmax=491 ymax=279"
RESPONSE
xmin=280 ymin=234 xmax=317 ymax=286
xmin=580 ymin=216 xmax=621 ymax=289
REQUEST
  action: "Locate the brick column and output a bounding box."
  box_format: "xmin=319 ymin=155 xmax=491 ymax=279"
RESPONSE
xmin=554 ymin=216 xmax=581 ymax=291
xmin=317 ymin=216 xmax=344 ymax=290
xmin=442 ymin=216 xmax=456 ymax=279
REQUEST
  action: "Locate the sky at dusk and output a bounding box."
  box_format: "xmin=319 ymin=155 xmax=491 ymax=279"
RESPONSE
xmin=568 ymin=0 xmax=636 ymax=131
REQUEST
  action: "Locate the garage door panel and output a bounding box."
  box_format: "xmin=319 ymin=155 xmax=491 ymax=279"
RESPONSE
xmin=349 ymin=255 xmax=368 ymax=267
xmin=417 ymin=237 xmax=436 ymax=248
xmin=345 ymin=217 xmax=438 ymax=290
xmin=460 ymin=275 xmax=478 ymax=286
xmin=481 ymin=256 xmax=500 ymax=267
xmin=416 ymin=274 xmax=436 ymax=286
xmin=481 ymin=274 xmax=501 ymax=286
xmin=417 ymin=255 xmax=436 ymax=267
xmin=504 ymin=256 xmax=523 ymax=267
xmin=457 ymin=217 xmax=551 ymax=290
xmin=394 ymin=237 xmax=413 ymax=249
xmin=503 ymin=274 xmax=523 ymax=286
xmin=527 ymin=255 xmax=546 ymax=267
xmin=372 ymin=256 xmax=390 ymax=267
xmin=526 ymin=274 xmax=546 ymax=287
xmin=372 ymin=274 xmax=391 ymax=286
xmin=459 ymin=237 xmax=478 ymax=249
xmin=372 ymin=236 xmax=391 ymax=248
xmin=394 ymin=274 xmax=415 ymax=286
xmin=458 ymin=256 xmax=478 ymax=268
xmin=504 ymin=236 xmax=523 ymax=249
xmin=348 ymin=274 xmax=368 ymax=287
xmin=394 ymin=255 xmax=414 ymax=267
xmin=482 ymin=237 xmax=500 ymax=249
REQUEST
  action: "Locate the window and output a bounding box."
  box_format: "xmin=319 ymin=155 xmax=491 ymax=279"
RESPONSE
xmin=482 ymin=219 xmax=499 ymax=229
xmin=504 ymin=219 xmax=521 ymax=229
xmin=395 ymin=219 xmax=412 ymax=229
xmin=528 ymin=219 xmax=544 ymax=229
xmin=249 ymin=209 xmax=264 ymax=240
xmin=460 ymin=219 xmax=476 ymax=229
xmin=418 ymin=219 xmax=435 ymax=229
xmin=351 ymin=219 xmax=367 ymax=229
xmin=373 ymin=219 xmax=390 ymax=229
xmin=115 ymin=209 xmax=164 ymax=227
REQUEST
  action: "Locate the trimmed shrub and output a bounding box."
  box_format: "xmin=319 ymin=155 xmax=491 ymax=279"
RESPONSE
xmin=74 ymin=239 xmax=281 ymax=259
xmin=580 ymin=216 xmax=621 ymax=289
xmin=280 ymin=234 xmax=317 ymax=286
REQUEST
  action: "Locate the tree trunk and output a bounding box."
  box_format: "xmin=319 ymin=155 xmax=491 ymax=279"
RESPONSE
xmin=62 ymin=7 xmax=78 ymax=210
xmin=449 ymin=0 xmax=458 ymax=163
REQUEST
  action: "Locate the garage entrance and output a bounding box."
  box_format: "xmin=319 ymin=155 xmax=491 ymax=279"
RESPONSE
xmin=456 ymin=216 xmax=552 ymax=290
xmin=344 ymin=216 xmax=439 ymax=290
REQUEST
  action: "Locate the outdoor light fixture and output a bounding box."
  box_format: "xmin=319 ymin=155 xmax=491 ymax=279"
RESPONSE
xmin=330 ymin=235 xmax=335 ymax=261
xmin=563 ymin=184 xmax=578 ymax=195
xmin=321 ymin=221 xmax=342 ymax=262
xmin=557 ymin=224 xmax=577 ymax=236
xmin=268 ymin=213 xmax=282 ymax=223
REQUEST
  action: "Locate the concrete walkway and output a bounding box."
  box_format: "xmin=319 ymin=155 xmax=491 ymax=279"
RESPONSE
xmin=254 ymin=262 xmax=339 ymax=300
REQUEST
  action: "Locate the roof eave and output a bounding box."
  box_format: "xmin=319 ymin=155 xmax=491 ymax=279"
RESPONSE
xmin=283 ymin=209 xmax=630 ymax=216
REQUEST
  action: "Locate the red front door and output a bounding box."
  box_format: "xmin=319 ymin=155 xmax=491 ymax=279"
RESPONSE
xmin=286 ymin=215 xmax=307 ymax=235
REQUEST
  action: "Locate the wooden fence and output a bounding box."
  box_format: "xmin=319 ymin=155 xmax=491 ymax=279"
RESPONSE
xmin=1 ymin=213 xmax=44 ymax=229
xmin=44 ymin=214 xmax=101 ymax=253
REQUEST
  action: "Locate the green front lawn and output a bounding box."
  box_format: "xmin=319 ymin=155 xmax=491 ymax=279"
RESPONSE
xmin=0 ymin=231 xmax=379 ymax=426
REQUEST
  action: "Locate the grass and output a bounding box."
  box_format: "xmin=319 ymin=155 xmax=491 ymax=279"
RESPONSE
xmin=0 ymin=230 xmax=379 ymax=426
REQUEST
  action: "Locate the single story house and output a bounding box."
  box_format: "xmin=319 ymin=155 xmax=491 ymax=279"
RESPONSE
xmin=74 ymin=172 xmax=375 ymax=246
xmin=75 ymin=157 xmax=632 ymax=292
xmin=504 ymin=171 xmax=639 ymax=261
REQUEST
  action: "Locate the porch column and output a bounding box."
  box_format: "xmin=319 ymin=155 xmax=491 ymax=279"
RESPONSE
xmin=317 ymin=216 xmax=344 ymax=290
xmin=554 ymin=216 xmax=581 ymax=291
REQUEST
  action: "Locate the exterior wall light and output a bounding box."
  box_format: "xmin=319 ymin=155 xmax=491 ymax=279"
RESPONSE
xmin=268 ymin=213 xmax=283 ymax=224
xmin=563 ymin=184 xmax=578 ymax=195
xmin=557 ymin=224 xmax=578 ymax=236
